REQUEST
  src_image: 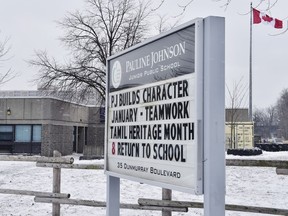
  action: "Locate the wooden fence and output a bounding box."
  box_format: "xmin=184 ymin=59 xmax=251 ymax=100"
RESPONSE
xmin=0 ymin=152 xmax=288 ymax=215
xmin=0 ymin=151 xmax=186 ymax=216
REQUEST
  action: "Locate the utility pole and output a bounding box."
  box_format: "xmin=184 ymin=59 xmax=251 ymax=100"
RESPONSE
xmin=249 ymin=2 xmax=253 ymax=121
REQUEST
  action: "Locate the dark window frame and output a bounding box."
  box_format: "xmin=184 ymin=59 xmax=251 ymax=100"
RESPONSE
xmin=0 ymin=125 xmax=14 ymax=142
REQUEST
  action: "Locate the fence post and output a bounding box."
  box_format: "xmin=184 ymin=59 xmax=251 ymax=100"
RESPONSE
xmin=162 ymin=188 xmax=172 ymax=216
xmin=52 ymin=150 xmax=61 ymax=216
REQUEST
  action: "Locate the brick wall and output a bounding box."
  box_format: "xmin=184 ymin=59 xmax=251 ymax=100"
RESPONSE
xmin=84 ymin=107 xmax=105 ymax=157
xmin=42 ymin=124 xmax=73 ymax=156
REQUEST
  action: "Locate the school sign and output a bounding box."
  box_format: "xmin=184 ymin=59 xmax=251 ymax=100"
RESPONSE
xmin=105 ymin=17 xmax=225 ymax=214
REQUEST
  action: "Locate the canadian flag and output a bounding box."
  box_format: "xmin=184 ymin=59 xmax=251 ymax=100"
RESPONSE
xmin=253 ymin=8 xmax=283 ymax=29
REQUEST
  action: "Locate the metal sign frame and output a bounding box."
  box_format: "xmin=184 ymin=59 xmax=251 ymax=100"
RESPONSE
xmin=105 ymin=16 xmax=225 ymax=216
xmin=105 ymin=18 xmax=204 ymax=194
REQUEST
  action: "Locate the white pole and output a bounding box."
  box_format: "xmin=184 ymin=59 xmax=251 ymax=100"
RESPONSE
xmin=203 ymin=16 xmax=226 ymax=216
xmin=249 ymin=2 xmax=253 ymax=120
xmin=106 ymin=175 xmax=120 ymax=216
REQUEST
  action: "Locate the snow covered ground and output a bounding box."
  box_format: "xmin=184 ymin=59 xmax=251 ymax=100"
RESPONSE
xmin=0 ymin=151 xmax=288 ymax=216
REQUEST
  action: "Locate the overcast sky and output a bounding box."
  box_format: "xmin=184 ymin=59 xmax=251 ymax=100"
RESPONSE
xmin=0 ymin=0 xmax=287 ymax=109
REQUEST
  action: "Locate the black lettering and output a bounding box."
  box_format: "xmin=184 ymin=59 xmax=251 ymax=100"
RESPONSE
xmin=118 ymin=91 xmax=140 ymax=107
xmin=157 ymin=86 xmax=161 ymax=100
xmin=165 ymin=103 xmax=172 ymax=120
xmin=111 ymin=125 xmax=127 ymax=139
xmin=183 ymin=101 xmax=189 ymax=118
xmin=158 ymin=144 xmax=163 ymax=160
xmin=144 ymin=101 xmax=189 ymax=121
xmin=111 ymin=95 xmax=115 ymax=107
xmin=174 ymin=145 xmax=180 ymax=161
xmin=181 ymin=145 xmax=186 ymax=162
xmin=164 ymin=123 xmax=194 ymax=140
xmin=118 ymin=143 xmax=124 ymax=155
xmin=182 ymin=80 xmax=189 ymax=97
xmin=173 ymin=82 xmax=177 ymax=98
xmin=110 ymin=126 xmax=114 ymax=138
xmin=167 ymin=83 xmax=173 ymax=99
xmin=168 ymin=144 xmax=173 ymax=161
xmin=117 ymin=142 xmax=139 ymax=157
xmin=146 ymin=143 xmax=151 ymax=158
xmin=129 ymin=125 xmax=150 ymax=139
xmin=153 ymin=144 xmax=157 ymax=159
xmin=112 ymin=108 xmax=138 ymax=123
xmin=152 ymin=143 xmax=186 ymax=162
xmin=142 ymin=79 xmax=189 ymax=104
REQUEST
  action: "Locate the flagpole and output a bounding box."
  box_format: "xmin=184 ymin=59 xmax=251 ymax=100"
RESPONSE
xmin=249 ymin=2 xmax=253 ymax=121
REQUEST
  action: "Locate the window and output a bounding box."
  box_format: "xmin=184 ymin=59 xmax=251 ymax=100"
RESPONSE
xmin=0 ymin=126 xmax=13 ymax=132
xmin=15 ymin=125 xmax=31 ymax=142
xmin=0 ymin=125 xmax=42 ymax=143
xmin=85 ymin=127 xmax=88 ymax=145
xmin=32 ymin=125 xmax=41 ymax=142
xmin=0 ymin=125 xmax=13 ymax=141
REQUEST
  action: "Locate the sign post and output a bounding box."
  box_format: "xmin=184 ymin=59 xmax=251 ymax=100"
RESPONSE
xmin=105 ymin=16 xmax=225 ymax=216
xmin=106 ymin=175 xmax=120 ymax=216
xmin=203 ymin=16 xmax=225 ymax=216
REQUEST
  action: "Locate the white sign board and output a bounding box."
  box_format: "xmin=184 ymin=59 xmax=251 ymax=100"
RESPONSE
xmin=105 ymin=16 xmax=225 ymax=216
xmin=105 ymin=19 xmax=204 ymax=194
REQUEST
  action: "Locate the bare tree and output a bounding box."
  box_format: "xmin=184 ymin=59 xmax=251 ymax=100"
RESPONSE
xmin=226 ymin=77 xmax=249 ymax=148
xmin=29 ymin=0 xmax=281 ymax=105
xmin=170 ymin=0 xmax=280 ymax=13
xmin=0 ymin=34 xmax=14 ymax=85
xmin=153 ymin=14 xmax=183 ymax=34
xmin=253 ymin=106 xmax=278 ymax=140
xmin=276 ymin=89 xmax=288 ymax=139
xmin=30 ymin=0 xmax=152 ymax=105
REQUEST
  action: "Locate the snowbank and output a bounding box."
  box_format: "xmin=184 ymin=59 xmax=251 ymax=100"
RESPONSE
xmin=0 ymin=152 xmax=287 ymax=215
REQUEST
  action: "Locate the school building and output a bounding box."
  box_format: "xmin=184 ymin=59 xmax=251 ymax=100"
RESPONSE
xmin=0 ymin=91 xmax=104 ymax=157
xmin=225 ymin=108 xmax=254 ymax=149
